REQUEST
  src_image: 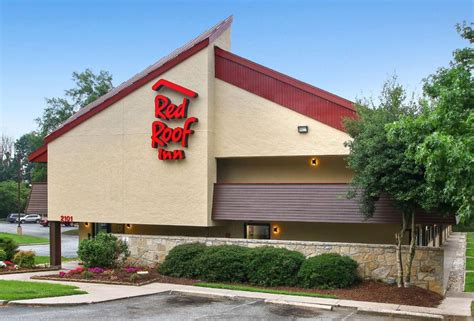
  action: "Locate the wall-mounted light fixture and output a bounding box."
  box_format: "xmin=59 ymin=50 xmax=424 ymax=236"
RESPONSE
xmin=126 ymin=224 xmax=132 ymax=229
xmin=297 ymin=125 xmax=309 ymax=134
xmin=84 ymin=222 xmax=89 ymax=227
xmin=272 ymin=224 xmax=281 ymax=236
xmin=309 ymin=157 xmax=320 ymax=168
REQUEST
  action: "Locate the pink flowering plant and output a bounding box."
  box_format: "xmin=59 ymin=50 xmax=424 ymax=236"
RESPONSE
xmin=124 ymin=267 xmax=140 ymax=273
xmin=88 ymin=267 xmax=105 ymax=274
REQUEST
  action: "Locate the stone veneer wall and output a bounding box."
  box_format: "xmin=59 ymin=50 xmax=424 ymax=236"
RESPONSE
xmin=117 ymin=234 xmax=444 ymax=294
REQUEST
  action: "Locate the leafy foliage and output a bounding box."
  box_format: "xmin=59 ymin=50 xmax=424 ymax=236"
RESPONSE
xmin=194 ymin=245 xmax=250 ymax=283
xmin=14 ymin=132 xmax=46 ymax=183
xmin=344 ymin=77 xmax=422 ymax=217
xmin=159 ymin=243 xmax=207 ymax=278
xmin=0 ymin=181 xmax=30 ymax=218
xmin=77 ymin=232 xmax=129 ymax=268
xmin=388 ymin=22 xmax=474 ymax=221
xmin=297 ymin=253 xmax=359 ymax=289
xmin=36 ymin=69 xmax=113 ymax=137
xmin=0 ymin=249 xmax=6 ymax=261
xmin=0 ymin=237 xmax=19 ymax=261
xmin=13 ymin=250 xmax=36 ymax=268
xmin=246 ymin=246 xmax=305 ymax=287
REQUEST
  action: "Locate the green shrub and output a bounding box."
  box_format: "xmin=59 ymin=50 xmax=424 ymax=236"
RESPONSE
xmin=246 ymin=247 xmax=305 ymax=287
xmin=298 ymin=253 xmax=359 ymax=289
xmin=195 ymin=245 xmax=250 ymax=283
xmin=77 ymin=232 xmax=129 ymax=268
xmin=0 ymin=237 xmax=19 ymax=261
xmin=13 ymin=250 xmax=36 ymax=268
xmin=159 ymin=243 xmax=207 ymax=278
xmin=0 ymin=249 xmax=6 ymax=261
xmin=81 ymin=270 xmax=94 ymax=279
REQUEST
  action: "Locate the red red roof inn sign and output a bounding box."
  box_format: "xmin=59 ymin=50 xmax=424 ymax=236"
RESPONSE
xmin=150 ymin=79 xmax=199 ymax=161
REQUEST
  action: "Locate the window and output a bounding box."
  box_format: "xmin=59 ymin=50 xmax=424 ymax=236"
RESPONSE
xmin=244 ymin=223 xmax=270 ymax=239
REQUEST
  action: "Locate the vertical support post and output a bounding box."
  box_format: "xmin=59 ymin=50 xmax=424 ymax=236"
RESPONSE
xmin=50 ymin=221 xmax=61 ymax=267
xmin=438 ymin=225 xmax=443 ymax=246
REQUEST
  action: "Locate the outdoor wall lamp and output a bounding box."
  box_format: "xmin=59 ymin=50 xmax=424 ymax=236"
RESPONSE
xmin=298 ymin=125 xmax=309 ymax=134
xmin=272 ymin=224 xmax=281 ymax=235
xmin=309 ymin=157 xmax=320 ymax=168
xmin=84 ymin=222 xmax=89 ymax=227
xmin=126 ymin=224 xmax=132 ymax=229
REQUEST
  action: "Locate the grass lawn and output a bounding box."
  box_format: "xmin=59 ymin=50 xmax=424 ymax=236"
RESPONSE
xmin=0 ymin=232 xmax=48 ymax=245
xmin=34 ymin=256 xmax=78 ymax=265
xmin=467 ymin=233 xmax=474 ymax=243
xmin=467 ymin=258 xmax=474 ymax=271
xmin=466 ymin=273 xmax=474 ymax=292
xmin=194 ymin=282 xmax=337 ymax=299
xmin=0 ymin=280 xmax=86 ymax=301
xmin=62 ymin=229 xmax=79 ymax=235
xmin=467 ymin=249 xmax=474 ymax=257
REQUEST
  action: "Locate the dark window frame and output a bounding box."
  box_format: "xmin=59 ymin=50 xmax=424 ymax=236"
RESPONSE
xmin=243 ymin=222 xmax=271 ymax=239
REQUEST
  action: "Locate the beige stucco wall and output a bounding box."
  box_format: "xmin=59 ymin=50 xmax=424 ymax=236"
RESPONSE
xmin=48 ymin=31 xmax=231 ymax=227
xmin=217 ymin=155 xmax=353 ymax=183
xmin=214 ymin=79 xmax=351 ymax=157
xmin=78 ymin=221 xmax=403 ymax=245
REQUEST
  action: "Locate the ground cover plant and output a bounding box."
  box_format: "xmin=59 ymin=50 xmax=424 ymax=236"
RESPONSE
xmin=0 ymin=232 xmax=48 ymax=245
xmin=0 ymin=280 xmax=86 ymax=301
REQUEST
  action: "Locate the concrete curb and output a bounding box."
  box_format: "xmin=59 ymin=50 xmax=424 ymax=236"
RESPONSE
xmin=265 ymin=299 xmax=333 ymax=311
xmin=357 ymin=307 xmax=444 ymax=320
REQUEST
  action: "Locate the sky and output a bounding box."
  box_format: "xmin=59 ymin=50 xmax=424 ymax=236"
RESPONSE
xmin=1 ymin=0 xmax=472 ymax=139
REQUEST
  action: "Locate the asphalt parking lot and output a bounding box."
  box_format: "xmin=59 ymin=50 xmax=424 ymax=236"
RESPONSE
xmin=0 ymin=293 xmax=429 ymax=321
xmin=0 ymin=222 xmax=78 ymax=257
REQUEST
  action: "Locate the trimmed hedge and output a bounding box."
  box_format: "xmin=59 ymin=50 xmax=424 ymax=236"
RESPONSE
xmin=159 ymin=243 xmax=207 ymax=278
xmin=194 ymin=245 xmax=250 ymax=283
xmin=247 ymin=246 xmax=305 ymax=286
xmin=159 ymin=244 xmax=359 ymax=289
xmin=297 ymin=253 xmax=359 ymax=289
xmin=78 ymin=232 xmax=129 ymax=268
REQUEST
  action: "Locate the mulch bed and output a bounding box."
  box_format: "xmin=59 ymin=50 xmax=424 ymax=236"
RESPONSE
xmin=267 ymin=281 xmax=444 ymax=307
xmin=0 ymin=266 xmax=59 ymax=275
xmin=33 ymin=268 xmax=195 ymax=287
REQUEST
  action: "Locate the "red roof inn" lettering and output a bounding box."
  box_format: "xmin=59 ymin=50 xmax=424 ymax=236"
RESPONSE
xmin=150 ymin=79 xmax=199 ymax=161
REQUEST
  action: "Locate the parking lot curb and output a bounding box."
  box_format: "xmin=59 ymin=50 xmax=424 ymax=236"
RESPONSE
xmin=264 ymin=299 xmax=333 ymax=311
xmin=357 ymin=307 xmax=444 ymax=320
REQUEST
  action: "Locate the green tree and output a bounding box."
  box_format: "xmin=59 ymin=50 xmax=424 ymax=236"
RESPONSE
xmin=388 ymin=22 xmax=473 ymax=222
xmin=0 ymin=181 xmax=30 ymax=218
xmin=14 ymin=132 xmax=45 ymax=183
xmin=344 ymin=78 xmax=421 ymax=287
xmin=36 ymin=69 xmax=113 ymax=137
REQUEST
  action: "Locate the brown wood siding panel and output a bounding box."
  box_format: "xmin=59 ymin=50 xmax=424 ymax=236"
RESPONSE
xmin=212 ymin=184 xmax=455 ymax=225
xmin=25 ymin=183 xmax=48 ymax=215
xmin=215 ymin=48 xmax=356 ymax=132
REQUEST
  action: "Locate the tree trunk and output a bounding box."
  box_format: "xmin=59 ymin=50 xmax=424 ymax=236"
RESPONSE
xmin=395 ymin=213 xmax=407 ymax=288
xmin=405 ymin=213 xmax=416 ymax=286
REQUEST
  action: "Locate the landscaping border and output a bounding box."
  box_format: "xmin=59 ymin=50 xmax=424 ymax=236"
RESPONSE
xmin=0 ymin=266 xmax=59 ymax=275
xmin=31 ymin=275 xmax=160 ymax=287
